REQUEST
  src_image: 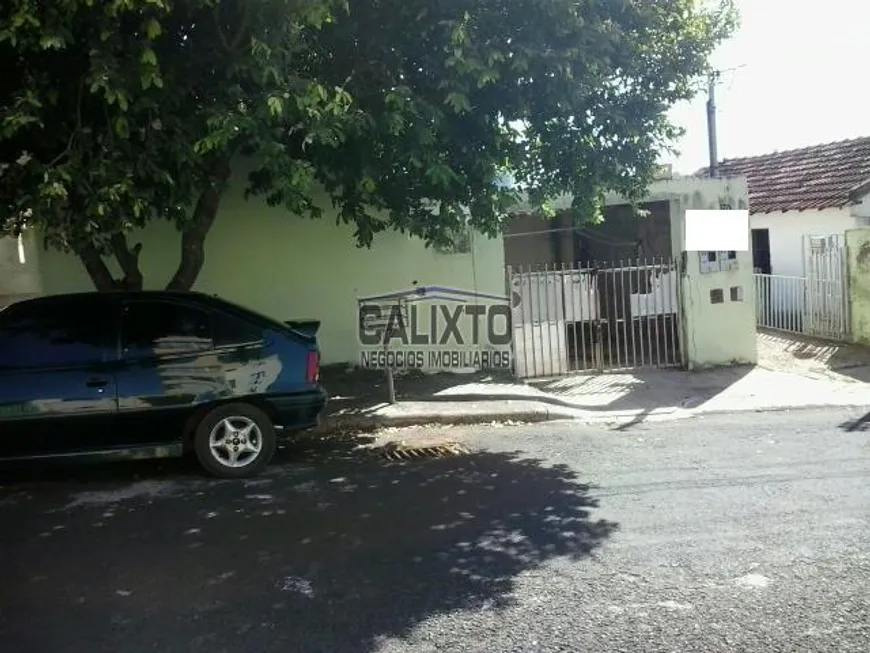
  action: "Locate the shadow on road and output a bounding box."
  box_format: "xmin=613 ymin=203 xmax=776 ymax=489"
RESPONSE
xmin=0 ymin=446 xmax=617 ymax=653
xmin=838 ymin=411 xmax=870 ymax=432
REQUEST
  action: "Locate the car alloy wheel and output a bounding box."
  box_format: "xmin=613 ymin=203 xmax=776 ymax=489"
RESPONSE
xmin=193 ymin=403 xmax=277 ymax=478
xmin=208 ymin=416 xmax=264 ymax=468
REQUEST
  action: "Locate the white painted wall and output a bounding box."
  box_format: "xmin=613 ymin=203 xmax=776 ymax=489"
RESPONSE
xmin=750 ymin=207 xmax=861 ymax=278
xmin=0 ymin=231 xmax=43 ymax=308
xmin=37 ymin=189 xmax=507 ymax=366
xmin=852 ymin=191 xmax=870 ymax=220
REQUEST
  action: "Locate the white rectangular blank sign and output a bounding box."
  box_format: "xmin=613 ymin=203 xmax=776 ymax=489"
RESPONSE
xmin=684 ymin=209 xmax=749 ymax=251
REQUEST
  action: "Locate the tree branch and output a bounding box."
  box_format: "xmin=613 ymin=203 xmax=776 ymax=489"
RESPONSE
xmin=212 ymin=5 xmax=231 ymax=52
xmin=47 ymin=79 xmax=85 ymax=168
xmin=230 ymin=3 xmax=251 ymax=51
xmin=212 ymin=3 xmax=251 ymax=54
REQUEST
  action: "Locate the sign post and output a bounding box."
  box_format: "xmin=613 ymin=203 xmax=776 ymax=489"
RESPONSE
xmin=357 ymin=297 xmax=408 ymax=404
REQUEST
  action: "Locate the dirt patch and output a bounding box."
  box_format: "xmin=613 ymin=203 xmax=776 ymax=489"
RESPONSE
xmin=288 ymin=423 xmax=494 ymax=464
xmin=756 ymin=329 xmax=870 ymax=383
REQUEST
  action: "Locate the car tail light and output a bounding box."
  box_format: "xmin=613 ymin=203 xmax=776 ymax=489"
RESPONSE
xmin=306 ymin=350 xmax=320 ymax=384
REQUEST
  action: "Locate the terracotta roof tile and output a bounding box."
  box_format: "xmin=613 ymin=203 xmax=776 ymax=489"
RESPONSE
xmin=697 ymin=136 xmax=870 ymax=214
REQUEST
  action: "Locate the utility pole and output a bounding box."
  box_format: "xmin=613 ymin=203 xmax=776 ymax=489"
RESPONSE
xmin=706 ymin=70 xmax=720 ymax=178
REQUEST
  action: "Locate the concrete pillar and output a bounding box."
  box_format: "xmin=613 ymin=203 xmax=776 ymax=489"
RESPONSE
xmin=667 ymin=179 xmax=757 ymax=369
xmin=845 ymin=228 xmax=870 ymax=345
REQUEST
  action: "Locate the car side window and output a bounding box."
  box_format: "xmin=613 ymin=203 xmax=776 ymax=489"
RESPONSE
xmin=121 ymin=301 xmax=213 ymax=359
xmin=212 ymin=310 xmax=264 ymax=348
xmin=0 ymin=300 xmax=109 ymax=370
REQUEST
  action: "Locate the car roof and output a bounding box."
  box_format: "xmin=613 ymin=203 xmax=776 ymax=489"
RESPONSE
xmin=3 ymin=290 xmax=312 ymax=341
xmin=3 ymin=291 xmax=290 ymax=329
xmin=7 ymin=290 xmax=225 ymax=310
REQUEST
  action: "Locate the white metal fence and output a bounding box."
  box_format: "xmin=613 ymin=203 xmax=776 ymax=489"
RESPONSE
xmin=754 ymin=239 xmax=849 ymax=340
xmin=508 ymin=258 xmax=682 ymax=379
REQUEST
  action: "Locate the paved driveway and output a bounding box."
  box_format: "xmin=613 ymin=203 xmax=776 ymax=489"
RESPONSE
xmin=2 ymin=408 xmax=869 ymax=652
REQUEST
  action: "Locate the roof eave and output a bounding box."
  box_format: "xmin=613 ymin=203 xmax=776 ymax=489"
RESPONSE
xmin=848 ymin=178 xmax=870 ymax=202
xmin=750 ymin=203 xmax=854 ymax=215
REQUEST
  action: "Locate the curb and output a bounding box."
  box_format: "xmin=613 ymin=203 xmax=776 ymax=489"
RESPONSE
xmin=316 ymin=401 xmax=870 ymax=434
xmin=317 ymin=408 xmax=567 ymax=433
xmin=691 ymin=402 xmax=870 ymax=417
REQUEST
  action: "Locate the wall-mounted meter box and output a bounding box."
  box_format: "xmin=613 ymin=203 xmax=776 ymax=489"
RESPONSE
xmin=718 ymin=250 xmax=739 ymax=271
xmin=699 ymin=250 xmax=739 ymax=273
xmin=699 ymin=251 xmax=719 ymax=274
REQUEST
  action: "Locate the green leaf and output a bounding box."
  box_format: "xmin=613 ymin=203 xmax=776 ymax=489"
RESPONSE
xmin=267 ymin=96 xmax=283 ymax=117
xmin=114 ymin=117 xmax=129 ymax=138
xmin=145 ymin=18 xmax=162 ymax=40
xmin=140 ymin=48 xmax=157 ymax=66
xmin=444 ymin=91 xmax=471 ymax=113
xmin=424 ymin=163 xmax=458 ymax=189
xmin=39 ymin=35 xmax=66 ymax=50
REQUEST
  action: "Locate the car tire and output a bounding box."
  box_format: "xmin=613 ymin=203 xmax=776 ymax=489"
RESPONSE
xmin=193 ymin=403 xmax=277 ymax=479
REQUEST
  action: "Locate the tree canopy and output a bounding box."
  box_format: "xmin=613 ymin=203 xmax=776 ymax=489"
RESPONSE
xmin=0 ymin=0 xmax=737 ymax=290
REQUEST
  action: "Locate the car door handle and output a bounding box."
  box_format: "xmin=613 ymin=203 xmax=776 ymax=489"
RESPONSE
xmin=85 ymin=378 xmax=109 ymax=389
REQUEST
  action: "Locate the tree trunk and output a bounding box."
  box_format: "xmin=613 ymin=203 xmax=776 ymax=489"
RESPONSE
xmin=76 ymin=241 xmax=121 ymax=292
xmin=110 ymin=233 xmax=144 ymax=291
xmin=76 ymin=236 xmax=144 ymax=291
xmin=76 ymin=159 xmax=229 ymax=293
xmin=165 ymin=158 xmax=231 ymax=291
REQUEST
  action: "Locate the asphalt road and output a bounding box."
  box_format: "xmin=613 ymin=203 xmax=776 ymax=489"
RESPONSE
xmin=1 ymin=407 xmax=869 ymax=653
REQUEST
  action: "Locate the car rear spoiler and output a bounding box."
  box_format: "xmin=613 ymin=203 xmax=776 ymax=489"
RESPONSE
xmin=283 ymin=319 xmax=320 ymax=344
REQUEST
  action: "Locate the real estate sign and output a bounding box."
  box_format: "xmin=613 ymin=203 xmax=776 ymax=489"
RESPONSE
xmin=357 ymin=286 xmax=512 ymax=370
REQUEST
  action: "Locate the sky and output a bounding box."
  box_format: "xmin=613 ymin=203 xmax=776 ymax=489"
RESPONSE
xmin=664 ymin=0 xmax=865 ymax=175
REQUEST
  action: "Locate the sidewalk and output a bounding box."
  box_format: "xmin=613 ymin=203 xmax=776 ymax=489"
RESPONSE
xmin=318 ymin=356 xmax=870 ymax=433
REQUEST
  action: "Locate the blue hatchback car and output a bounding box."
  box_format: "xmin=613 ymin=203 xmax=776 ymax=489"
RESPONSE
xmin=0 ymin=291 xmax=327 ymax=478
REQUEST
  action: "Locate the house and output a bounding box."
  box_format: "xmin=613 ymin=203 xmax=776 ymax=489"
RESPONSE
xmin=704 ymin=136 xmax=870 ymax=278
xmin=0 ymin=184 xmax=506 ymax=366
xmin=502 ymin=175 xmax=756 ymax=376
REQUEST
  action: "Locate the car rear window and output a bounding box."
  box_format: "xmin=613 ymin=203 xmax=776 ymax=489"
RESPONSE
xmin=121 ymin=300 xmax=213 ymax=359
xmin=211 ymin=310 xmax=264 ymax=348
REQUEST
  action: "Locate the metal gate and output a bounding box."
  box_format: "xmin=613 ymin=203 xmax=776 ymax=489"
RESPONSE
xmin=804 ymin=234 xmax=849 ymax=339
xmin=754 ymin=235 xmax=849 ymax=340
xmin=508 ymin=258 xmax=683 ymax=379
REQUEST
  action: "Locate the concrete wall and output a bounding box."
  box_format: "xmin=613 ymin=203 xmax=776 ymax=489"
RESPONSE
xmin=585 ymin=201 xmax=672 ymax=261
xmin=846 ymin=228 xmax=870 ymax=346
xmin=751 ymin=207 xmax=860 ymax=278
xmin=505 ymin=200 xmax=672 ymax=268
xmin=0 ymin=231 xmax=43 ymax=308
xmin=616 ymin=177 xmax=756 ymax=369
xmin=503 ymin=213 xmax=575 ymax=268
xmin=35 ymin=188 xmax=506 ymax=366
xmin=504 ymin=213 xmax=558 ymax=268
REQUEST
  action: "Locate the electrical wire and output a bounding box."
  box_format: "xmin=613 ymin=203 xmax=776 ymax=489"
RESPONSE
xmin=504 ymin=224 xmax=639 ymax=247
